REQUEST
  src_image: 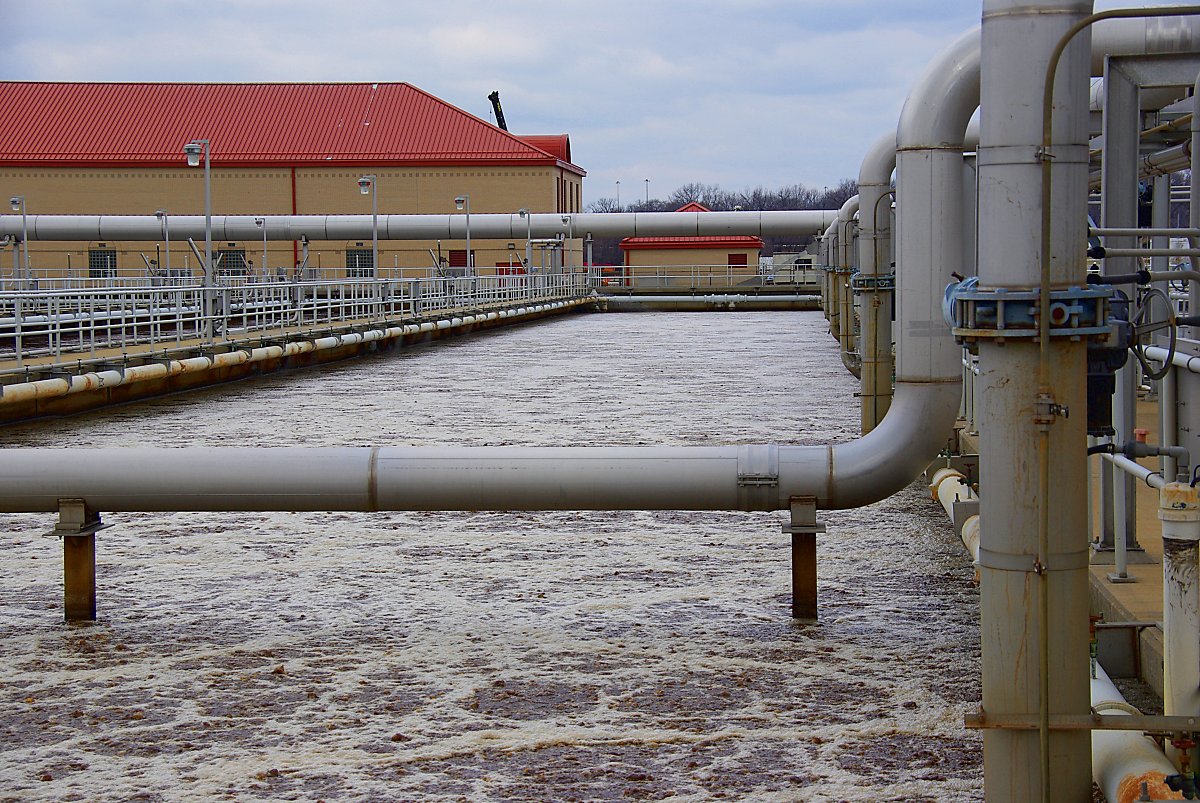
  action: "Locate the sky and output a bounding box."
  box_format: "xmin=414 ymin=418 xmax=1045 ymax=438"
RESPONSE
xmin=0 ymin=1 xmax=1163 ymax=208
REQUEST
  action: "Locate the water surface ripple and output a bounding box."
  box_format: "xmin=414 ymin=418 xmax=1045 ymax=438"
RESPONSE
xmin=0 ymin=311 xmax=981 ymax=801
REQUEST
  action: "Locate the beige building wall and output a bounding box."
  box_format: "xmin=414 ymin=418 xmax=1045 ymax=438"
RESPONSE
xmin=622 ymin=246 xmax=761 ymax=288
xmin=1 ymin=163 xmax=584 ymax=279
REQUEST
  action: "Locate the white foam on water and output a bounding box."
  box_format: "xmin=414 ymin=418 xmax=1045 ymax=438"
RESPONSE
xmin=0 ymin=312 xmax=982 ymax=801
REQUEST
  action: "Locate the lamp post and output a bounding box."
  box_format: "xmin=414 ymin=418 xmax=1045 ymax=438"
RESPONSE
xmin=9 ymin=196 xmax=28 ymax=283
xmin=358 ymin=175 xmax=378 ymax=277
xmin=183 ymin=139 xmax=213 ymax=339
xmin=155 ymin=209 xmax=171 ymax=276
xmin=518 ymin=208 xmax=532 ymax=272
xmin=454 ymin=195 xmax=471 ymax=274
xmin=254 ymin=217 xmax=267 ymax=278
xmin=615 ymin=180 xmax=621 ymax=210
xmin=645 ymin=178 xmax=649 ymax=204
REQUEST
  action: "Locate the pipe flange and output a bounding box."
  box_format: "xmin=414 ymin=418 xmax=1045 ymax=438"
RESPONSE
xmin=947 ymin=285 xmax=1114 ymax=344
xmin=850 ymin=273 xmax=896 ymax=292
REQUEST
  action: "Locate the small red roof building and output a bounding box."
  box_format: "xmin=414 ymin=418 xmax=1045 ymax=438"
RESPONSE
xmin=619 ymin=202 xmax=764 ymax=255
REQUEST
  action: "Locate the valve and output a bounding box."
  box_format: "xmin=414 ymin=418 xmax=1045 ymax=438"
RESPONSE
xmin=1166 ymin=734 xmax=1199 ymax=799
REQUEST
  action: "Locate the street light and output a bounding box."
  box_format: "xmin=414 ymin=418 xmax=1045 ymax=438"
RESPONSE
xmin=9 ymin=196 xmax=28 ymax=282
xmin=254 ymin=217 xmax=269 ymax=278
xmin=454 ymin=195 xmax=471 ymax=273
xmin=358 ymin=175 xmax=378 ymax=277
xmin=645 ymin=178 xmax=649 ymax=204
xmin=183 ymin=138 xmax=213 ymax=339
xmin=615 ymin=180 xmax=620 ymax=210
xmin=155 ymin=209 xmax=170 ymax=275
xmin=518 ymin=208 xmax=532 ymax=272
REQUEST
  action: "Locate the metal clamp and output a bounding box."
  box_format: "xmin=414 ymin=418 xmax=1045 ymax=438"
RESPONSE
xmin=850 ymin=272 xmax=896 ymax=291
xmin=949 ymin=285 xmax=1114 ymax=345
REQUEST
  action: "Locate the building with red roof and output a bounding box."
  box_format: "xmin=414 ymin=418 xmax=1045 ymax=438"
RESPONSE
xmin=617 ymin=202 xmax=763 ymax=287
xmin=0 ymin=82 xmax=585 ymax=277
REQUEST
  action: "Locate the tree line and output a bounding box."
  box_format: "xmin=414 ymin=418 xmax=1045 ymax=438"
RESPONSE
xmin=584 ymin=179 xmax=858 ymax=263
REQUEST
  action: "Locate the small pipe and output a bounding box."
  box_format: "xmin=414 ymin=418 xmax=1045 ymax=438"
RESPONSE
xmin=1091 ymin=661 xmax=1183 ymax=803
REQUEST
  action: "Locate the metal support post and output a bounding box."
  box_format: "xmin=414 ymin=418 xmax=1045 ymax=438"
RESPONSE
xmin=47 ymin=499 xmax=110 ymax=622
xmin=783 ymin=496 xmax=825 ymax=621
xmin=1100 ymin=58 xmax=1144 ymax=572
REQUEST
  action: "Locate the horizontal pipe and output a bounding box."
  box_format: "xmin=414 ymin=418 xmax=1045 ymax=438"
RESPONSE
xmin=1101 ymin=248 xmax=1200 ymax=258
xmin=1091 ymin=662 xmax=1182 ymax=803
xmin=0 ymin=210 xmax=839 ymax=243
xmin=0 ymin=381 xmax=961 ymax=513
xmin=600 ymin=294 xmax=818 ymax=304
xmin=1101 ymin=452 xmax=1166 ymax=490
xmin=1093 ymin=227 xmax=1200 ymax=238
xmin=1144 ymin=345 xmax=1200 ymax=374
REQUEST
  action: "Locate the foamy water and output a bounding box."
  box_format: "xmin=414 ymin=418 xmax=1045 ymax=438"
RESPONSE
xmin=0 ymin=311 xmax=982 ymax=801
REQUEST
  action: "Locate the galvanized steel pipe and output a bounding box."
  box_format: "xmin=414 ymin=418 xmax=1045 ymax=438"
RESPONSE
xmin=0 ymin=210 xmax=838 ymax=243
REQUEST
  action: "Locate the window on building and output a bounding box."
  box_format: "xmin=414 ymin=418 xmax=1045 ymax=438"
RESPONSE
xmin=216 ymin=249 xmax=248 ymax=277
xmin=448 ymin=249 xmax=474 ymax=269
xmin=346 ymin=248 xmax=375 ymax=278
xmin=727 ymin=253 xmax=749 ymax=268
xmin=88 ymin=248 xmax=117 ymax=278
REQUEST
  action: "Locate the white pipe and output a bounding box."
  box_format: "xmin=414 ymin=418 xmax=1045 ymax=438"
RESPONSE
xmin=1091 ymin=661 xmax=1182 ymax=803
xmin=1101 ymin=451 xmax=1168 ymax=490
xmin=1160 ymin=482 xmax=1200 ymax=771
xmin=1145 ymin=345 xmax=1200 ymax=375
xmin=0 ymin=211 xmax=838 ymax=243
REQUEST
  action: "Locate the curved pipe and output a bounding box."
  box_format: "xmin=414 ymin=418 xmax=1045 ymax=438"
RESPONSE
xmin=0 ymin=210 xmax=838 ymax=243
xmin=0 ymin=382 xmax=959 ymax=513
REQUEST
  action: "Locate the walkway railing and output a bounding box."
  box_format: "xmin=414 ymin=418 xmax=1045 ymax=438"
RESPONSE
xmin=0 ymin=271 xmax=591 ymax=366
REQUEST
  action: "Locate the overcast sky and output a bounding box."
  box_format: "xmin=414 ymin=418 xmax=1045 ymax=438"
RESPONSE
xmin=1 ymin=1 xmax=1164 ymax=208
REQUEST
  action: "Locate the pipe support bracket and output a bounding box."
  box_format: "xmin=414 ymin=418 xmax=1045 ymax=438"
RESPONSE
xmin=976 ymin=547 xmax=1090 ymax=573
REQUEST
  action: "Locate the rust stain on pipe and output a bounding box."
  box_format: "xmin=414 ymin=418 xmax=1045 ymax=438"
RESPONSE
xmin=1116 ymin=772 xmax=1183 ymax=802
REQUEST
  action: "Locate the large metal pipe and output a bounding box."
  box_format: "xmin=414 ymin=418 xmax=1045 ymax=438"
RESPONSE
xmin=976 ymin=2 xmax=1093 ymax=800
xmin=858 ymin=132 xmax=897 ymax=433
xmin=0 ymin=382 xmax=960 ymax=513
xmin=0 ymin=210 xmax=838 ymax=243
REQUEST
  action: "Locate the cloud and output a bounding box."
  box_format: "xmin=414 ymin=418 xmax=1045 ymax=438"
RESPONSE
xmin=9 ymin=0 xmax=985 ymax=205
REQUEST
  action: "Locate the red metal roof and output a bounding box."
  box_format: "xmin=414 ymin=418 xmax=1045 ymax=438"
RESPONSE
xmin=621 ymin=202 xmax=764 ymax=250
xmin=0 ymin=82 xmax=586 ymax=174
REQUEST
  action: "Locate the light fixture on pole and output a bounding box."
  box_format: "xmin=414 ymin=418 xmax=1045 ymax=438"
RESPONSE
xmin=9 ymin=196 xmax=28 ymax=282
xmin=183 ymin=139 xmax=213 ymax=339
xmin=615 ymin=180 xmax=620 ymax=210
xmin=155 ymin=209 xmax=171 ymax=275
xmin=254 ymin=217 xmax=267 ymax=277
xmin=518 ymin=208 xmax=532 ymax=272
xmin=454 ymin=195 xmax=471 ymax=273
xmin=358 ymin=175 xmax=378 ymax=277
xmin=645 ymin=178 xmax=649 ymax=204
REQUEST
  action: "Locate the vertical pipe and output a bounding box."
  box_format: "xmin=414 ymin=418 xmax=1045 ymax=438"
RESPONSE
xmin=1153 ymin=174 xmax=1176 ymax=483
xmin=1102 ymin=60 xmax=1142 ymax=568
xmin=1160 ymin=482 xmax=1200 ymax=770
xmin=857 ymin=134 xmax=897 ymax=433
xmin=977 ymin=2 xmax=1093 ymax=800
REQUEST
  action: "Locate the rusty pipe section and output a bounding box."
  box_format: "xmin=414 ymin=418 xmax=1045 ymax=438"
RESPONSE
xmin=1160 ymin=482 xmax=1200 ymax=772
xmin=0 ymin=210 xmax=838 ymax=243
xmin=1091 ymin=661 xmax=1185 ymax=803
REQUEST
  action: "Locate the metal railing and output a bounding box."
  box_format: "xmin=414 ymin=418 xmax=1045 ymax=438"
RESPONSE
xmin=595 ymin=264 xmax=822 ymax=290
xmin=0 ymin=271 xmax=590 ymax=366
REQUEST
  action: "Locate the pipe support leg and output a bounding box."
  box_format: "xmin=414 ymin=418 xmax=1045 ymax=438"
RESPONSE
xmin=785 ymin=496 xmax=825 ymax=621
xmin=53 ymin=499 xmax=107 ymax=622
